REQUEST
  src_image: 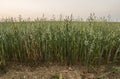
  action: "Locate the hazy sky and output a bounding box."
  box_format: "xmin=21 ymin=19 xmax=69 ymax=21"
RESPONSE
xmin=0 ymin=0 xmax=120 ymax=20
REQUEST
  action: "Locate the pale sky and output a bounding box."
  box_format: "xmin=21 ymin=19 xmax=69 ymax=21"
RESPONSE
xmin=0 ymin=0 xmax=120 ymax=21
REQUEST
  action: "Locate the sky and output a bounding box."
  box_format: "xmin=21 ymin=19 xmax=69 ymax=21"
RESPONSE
xmin=0 ymin=0 xmax=120 ymax=21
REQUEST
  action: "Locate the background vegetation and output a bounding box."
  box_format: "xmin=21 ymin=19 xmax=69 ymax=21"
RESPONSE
xmin=0 ymin=15 xmax=120 ymax=66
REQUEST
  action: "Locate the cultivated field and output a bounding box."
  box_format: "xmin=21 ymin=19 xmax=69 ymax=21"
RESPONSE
xmin=0 ymin=18 xmax=120 ymax=79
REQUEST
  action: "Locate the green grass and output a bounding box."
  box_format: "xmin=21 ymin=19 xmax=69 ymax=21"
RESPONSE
xmin=0 ymin=20 xmax=120 ymax=66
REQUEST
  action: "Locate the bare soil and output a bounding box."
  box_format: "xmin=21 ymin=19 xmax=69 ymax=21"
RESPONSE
xmin=0 ymin=63 xmax=120 ymax=79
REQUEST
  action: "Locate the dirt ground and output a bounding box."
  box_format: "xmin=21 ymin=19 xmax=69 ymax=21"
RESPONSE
xmin=0 ymin=63 xmax=120 ymax=79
